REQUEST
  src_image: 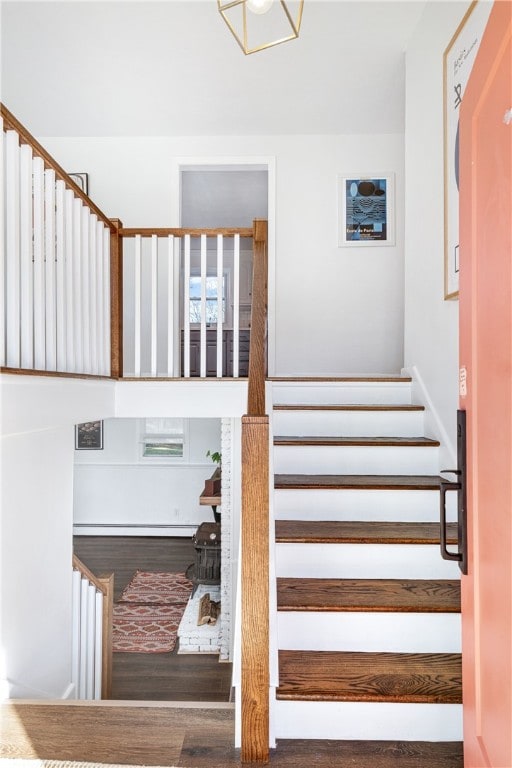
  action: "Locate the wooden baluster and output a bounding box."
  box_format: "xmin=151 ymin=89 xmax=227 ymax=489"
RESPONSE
xmin=216 ymin=234 xmax=223 ymax=377
xmin=109 ymin=218 xmax=123 ymax=379
xmin=98 ymin=573 xmax=114 ymax=700
xmin=183 ymin=235 xmax=191 ymax=377
xmin=5 ymin=130 xmax=21 ymax=369
xmin=150 ymin=235 xmax=158 ymax=377
xmin=233 ymin=234 xmax=240 ymax=378
xmin=200 ymin=234 xmax=207 ymax=378
xmin=20 ymin=144 xmax=34 ymax=369
xmin=55 ymin=180 xmax=66 ymax=371
xmin=44 ymin=169 xmax=57 ymax=371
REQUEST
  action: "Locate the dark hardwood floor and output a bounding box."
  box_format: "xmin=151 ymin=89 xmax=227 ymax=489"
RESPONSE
xmin=73 ymin=535 xmax=233 ymax=702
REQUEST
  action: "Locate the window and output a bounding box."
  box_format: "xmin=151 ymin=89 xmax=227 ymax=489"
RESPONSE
xmin=189 ymin=275 xmax=226 ymax=324
xmin=141 ymin=418 xmax=187 ymax=461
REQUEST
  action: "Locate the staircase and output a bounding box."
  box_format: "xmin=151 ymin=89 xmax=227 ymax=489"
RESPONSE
xmin=270 ymin=377 xmax=462 ymax=749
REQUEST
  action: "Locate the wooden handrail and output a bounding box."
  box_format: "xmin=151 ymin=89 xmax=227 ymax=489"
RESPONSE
xmin=73 ymin=554 xmax=108 ymax=595
xmin=120 ymin=227 xmax=253 ymax=238
xmin=247 ymin=219 xmax=268 ymax=416
xmin=1 ymin=103 xmax=114 ymax=232
xmin=73 ymin=555 xmax=114 ymax=700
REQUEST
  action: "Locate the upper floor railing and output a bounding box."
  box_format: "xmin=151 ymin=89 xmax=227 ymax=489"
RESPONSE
xmin=0 ymin=103 xmax=266 ymax=382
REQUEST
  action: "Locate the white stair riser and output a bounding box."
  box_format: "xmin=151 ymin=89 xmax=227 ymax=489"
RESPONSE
xmin=272 ymin=382 xmax=412 ymax=406
xmin=273 ymin=445 xmax=439 ymax=475
xmin=274 ymin=488 xmax=457 ymax=522
xmin=273 ymin=409 xmax=425 ymax=438
xmin=273 ymin=700 xmax=462 ymax=741
xmin=277 ymin=612 xmax=461 ymax=653
xmin=275 ymin=543 xmax=461 ymax=579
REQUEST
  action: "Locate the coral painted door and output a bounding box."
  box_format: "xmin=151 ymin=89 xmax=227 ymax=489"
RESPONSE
xmin=459 ymin=2 xmax=512 ymax=766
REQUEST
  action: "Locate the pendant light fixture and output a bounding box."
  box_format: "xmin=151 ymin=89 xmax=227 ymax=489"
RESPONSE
xmin=218 ymin=0 xmax=304 ymax=55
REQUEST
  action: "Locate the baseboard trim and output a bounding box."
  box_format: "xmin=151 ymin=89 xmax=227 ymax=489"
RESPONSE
xmin=73 ymin=524 xmax=201 ymax=537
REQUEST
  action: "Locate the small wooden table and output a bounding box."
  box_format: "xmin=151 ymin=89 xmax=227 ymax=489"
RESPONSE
xmin=200 ymin=467 xmax=221 ymax=522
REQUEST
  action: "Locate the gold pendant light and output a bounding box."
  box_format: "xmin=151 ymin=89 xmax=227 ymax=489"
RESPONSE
xmin=218 ymin=0 xmax=304 ymax=55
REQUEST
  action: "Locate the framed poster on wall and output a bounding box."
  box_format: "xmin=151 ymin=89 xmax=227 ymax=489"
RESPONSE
xmin=443 ymin=0 xmax=493 ymax=299
xmin=338 ymin=174 xmax=395 ymax=247
xmin=75 ymin=420 xmax=103 ymax=450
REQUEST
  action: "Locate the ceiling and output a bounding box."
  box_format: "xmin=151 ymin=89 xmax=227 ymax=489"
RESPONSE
xmin=0 ymin=0 xmax=429 ymax=137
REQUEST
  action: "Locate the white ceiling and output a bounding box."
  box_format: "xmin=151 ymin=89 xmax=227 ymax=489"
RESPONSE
xmin=0 ymin=0 xmax=430 ymax=137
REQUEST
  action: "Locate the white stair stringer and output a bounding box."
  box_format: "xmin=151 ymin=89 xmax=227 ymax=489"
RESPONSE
xmin=269 ymin=377 xmax=462 ymax=744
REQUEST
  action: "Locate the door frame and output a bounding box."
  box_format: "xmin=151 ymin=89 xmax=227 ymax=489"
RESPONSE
xmin=170 ymin=156 xmax=277 ymax=377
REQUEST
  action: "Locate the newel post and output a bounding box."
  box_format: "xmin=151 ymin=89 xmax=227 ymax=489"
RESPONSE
xmin=109 ymin=219 xmax=123 ymax=379
xmin=241 ymin=217 xmax=270 ymax=763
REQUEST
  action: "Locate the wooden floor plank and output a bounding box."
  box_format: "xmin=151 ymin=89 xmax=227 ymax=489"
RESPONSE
xmin=73 ymin=536 xmax=232 ymax=702
xmin=274 ymin=436 xmax=439 ymax=447
xmin=274 ymin=474 xmax=452 ymax=490
xmin=275 ymin=520 xmax=458 ymax=545
xmin=277 ymin=651 xmax=462 ymax=704
xmin=277 ymin=578 xmax=461 ymax=613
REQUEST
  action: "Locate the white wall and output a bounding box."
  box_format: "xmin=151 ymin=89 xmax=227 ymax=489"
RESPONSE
xmin=404 ymin=1 xmax=471 ymax=462
xmin=73 ymin=417 xmax=221 ymax=534
xmin=0 ymin=375 xmax=115 ymax=698
xmin=41 ymin=133 xmax=405 ymax=376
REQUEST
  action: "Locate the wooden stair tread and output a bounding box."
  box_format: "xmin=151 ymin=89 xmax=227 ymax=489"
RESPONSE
xmin=277 ymin=578 xmax=461 ymax=613
xmin=277 ymin=650 xmax=462 ymax=703
xmin=275 ymin=520 xmax=458 ymax=544
xmin=274 ymin=404 xmax=425 ymax=411
xmin=275 ymin=474 xmax=451 ymax=490
xmin=274 ymin=436 xmax=439 ymax=447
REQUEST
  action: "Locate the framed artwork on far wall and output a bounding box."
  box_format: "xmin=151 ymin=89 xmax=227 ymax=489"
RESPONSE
xmin=338 ymin=173 xmax=395 ymax=247
xmin=75 ymin=420 xmax=103 ymax=450
xmin=443 ymin=0 xmax=493 ymax=300
xmin=68 ymin=172 xmax=89 ymax=196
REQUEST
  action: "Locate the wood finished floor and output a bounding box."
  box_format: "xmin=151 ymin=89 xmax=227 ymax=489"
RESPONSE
xmin=1 ymin=703 xmax=464 ymax=767
xmin=73 ymin=536 xmax=232 ymax=702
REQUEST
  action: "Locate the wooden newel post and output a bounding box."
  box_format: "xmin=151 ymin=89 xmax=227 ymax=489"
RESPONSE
xmin=241 ymin=414 xmax=270 ymax=764
xmin=109 ymin=218 xmax=123 ymax=379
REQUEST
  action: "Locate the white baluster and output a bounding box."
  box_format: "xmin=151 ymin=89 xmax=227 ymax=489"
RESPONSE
xmin=86 ymin=583 xmax=96 ymax=699
xmin=44 ymin=169 xmax=57 ymax=371
xmin=5 ymin=130 xmax=20 ymax=368
xmin=20 ymin=144 xmax=34 ymax=369
xmin=96 ymin=221 xmax=104 ymax=376
xmin=94 ymin=591 xmax=103 ymax=700
xmin=200 ymin=233 xmax=207 ymax=378
xmin=216 ymin=234 xmax=223 ymax=377
xmin=71 ymin=569 xmax=82 ymax=699
xmin=89 ymin=215 xmax=98 ymax=374
xmin=150 ymin=235 xmax=158 ymax=377
xmin=79 ymin=577 xmax=88 ymax=699
xmin=167 ymin=235 xmax=175 ymax=377
xmin=65 ymin=189 xmax=75 ymax=371
xmin=0 ymin=122 xmax=4 ymax=366
xmin=33 ymin=157 xmax=45 ymax=370
xmin=233 ymin=234 xmax=240 ymax=377
xmin=134 ymin=235 xmax=142 ymax=377
xmin=103 ymin=227 xmax=110 ymax=376
xmin=81 ymin=207 xmax=91 ymax=373
xmin=73 ymin=198 xmax=83 ymax=372
xmin=183 ymin=235 xmax=191 ymax=377
xmin=55 ymin=180 xmax=66 ymax=371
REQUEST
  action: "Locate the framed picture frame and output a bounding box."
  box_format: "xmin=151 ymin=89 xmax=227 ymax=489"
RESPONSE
xmin=68 ymin=172 xmax=89 ymax=195
xmin=75 ymin=420 xmax=103 ymax=450
xmin=443 ymin=0 xmax=493 ymax=299
xmin=338 ymin=173 xmax=395 ymax=247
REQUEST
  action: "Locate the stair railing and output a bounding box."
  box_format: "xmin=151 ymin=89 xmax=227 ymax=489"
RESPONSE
xmin=72 ymin=555 xmax=114 ymax=700
xmin=1 ymin=104 xmax=116 ymax=377
xmin=119 ymin=226 xmax=253 ymax=378
xmin=240 ymin=219 xmax=270 ymax=763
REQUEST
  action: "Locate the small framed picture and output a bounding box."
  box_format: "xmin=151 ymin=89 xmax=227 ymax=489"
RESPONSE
xmin=75 ymin=420 xmax=103 ymax=450
xmin=338 ymin=173 xmax=395 ymax=247
xmin=68 ymin=172 xmax=89 ymax=195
